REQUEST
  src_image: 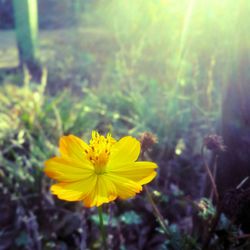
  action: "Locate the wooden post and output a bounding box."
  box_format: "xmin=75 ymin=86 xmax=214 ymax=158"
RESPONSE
xmin=13 ymin=0 xmax=40 ymax=73
xmin=72 ymin=0 xmax=82 ymax=25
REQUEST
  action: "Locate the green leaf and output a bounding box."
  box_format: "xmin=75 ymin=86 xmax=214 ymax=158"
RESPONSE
xmin=119 ymin=211 xmax=142 ymax=225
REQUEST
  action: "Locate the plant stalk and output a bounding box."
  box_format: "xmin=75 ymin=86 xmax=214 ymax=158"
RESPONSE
xmin=145 ymin=186 xmax=170 ymax=237
xmin=98 ymin=206 xmax=108 ymax=250
xmin=141 ymin=149 xmax=170 ymax=237
xmin=201 ymin=146 xmax=219 ymax=203
xmin=201 ymin=146 xmax=221 ymax=249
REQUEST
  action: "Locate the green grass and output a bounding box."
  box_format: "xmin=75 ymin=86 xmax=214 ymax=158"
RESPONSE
xmin=1 ymin=0 xmax=249 ymax=249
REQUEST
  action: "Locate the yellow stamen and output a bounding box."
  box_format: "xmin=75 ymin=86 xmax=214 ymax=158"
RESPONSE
xmin=85 ymin=131 xmax=116 ymax=174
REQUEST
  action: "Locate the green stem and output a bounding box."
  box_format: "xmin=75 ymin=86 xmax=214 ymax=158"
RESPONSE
xmin=201 ymin=146 xmax=221 ymax=249
xmin=98 ymin=206 xmax=108 ymax=250
xmin=201 ymin=146 xmax=219 ymax=203
xmin=141 ymin=150 xmax=170 ymax=238
xmin=145 ymin=186 xmax=170 ymax=237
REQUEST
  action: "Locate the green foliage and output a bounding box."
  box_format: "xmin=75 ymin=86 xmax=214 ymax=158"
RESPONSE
xmin=119 ymin=211 xmax=142 ymax=225
xmin=1 ymin=1 xmax=249 ymax=249
xmin=91 ymin=213 xmax=117 ymax=227
xmin=0 ymin=79 xmax=51 ymax=192
xmin=159 ymin=224 xmax=201 ymax=250
xmin=90 ymin=211 xmax=141 ymax=227
xmin=198 ymin=198 xmax=216 ymax=220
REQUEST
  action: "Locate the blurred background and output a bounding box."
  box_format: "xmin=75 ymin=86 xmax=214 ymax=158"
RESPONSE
xmin=0 ymin=0 xmax=250 ymax=249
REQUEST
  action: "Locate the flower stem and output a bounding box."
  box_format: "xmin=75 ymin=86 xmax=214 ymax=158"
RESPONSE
xmin=201 ymin=146 xmax=219 ymax=203
xmin=145 ymin=186 xmax=170 ymax=237
xmin=201 ymin=145 xmax=221 ymax=249
xmin=98 ymin=206 xmax=108 ymax=250
xmin=140 ymin=150 xmax=170 ymax=237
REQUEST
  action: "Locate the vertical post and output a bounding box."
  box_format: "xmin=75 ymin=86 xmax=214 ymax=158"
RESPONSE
xmin=13 ymin=0 xmax=40 ymax=73
xmin=72 ymin=0 xmax=82 ymax=25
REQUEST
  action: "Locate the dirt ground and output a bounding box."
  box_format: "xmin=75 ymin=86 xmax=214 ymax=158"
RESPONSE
xmin=0 ymin=28 xmax=116 ymax=93
xmin=0 ymin=27 xmax=114 ymax=67
xmin=0 ymin=31 xmax=18 ymax=68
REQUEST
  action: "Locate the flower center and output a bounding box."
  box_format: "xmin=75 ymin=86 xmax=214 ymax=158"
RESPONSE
xmin=85 ymin=131 xmax=116 ymax=174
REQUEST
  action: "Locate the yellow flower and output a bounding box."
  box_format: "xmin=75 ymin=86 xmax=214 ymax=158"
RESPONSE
xmin=44 ymin=131 xmax=158 ymax=207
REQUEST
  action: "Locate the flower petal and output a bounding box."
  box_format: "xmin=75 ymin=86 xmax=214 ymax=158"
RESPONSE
xmin=83 ymin=175 xmax=117 ymax=207
xmin=59 ymin=135 xmax=89 ymax=161
xmin=44 ymin=157 xmax=94 ymax=182
xmin=105 ymin=174 xmax=143 ymax=200
xmin=51 ymin=174 xmax=97 ymax=201
xmin=108 ymin=136 xmax=140 ymax=168
xmin=109 ymin=161 xmax=158 ymax=185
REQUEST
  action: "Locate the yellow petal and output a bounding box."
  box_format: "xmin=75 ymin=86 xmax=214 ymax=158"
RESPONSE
xmin=109 ymin=161 xmax=157 ymax=185
xmin=108 ymin=136 xmax=140 ymax=168
xmin=51 ymin=174 xmax=97 ymax=201
xmin=44 ymin=157 xmax=94 ymax=182
xmin=59 ymin=135 xmax=89 ymax=161
xmin=105 ymin=174 xmax=142 ymax=200
xmin=83 ymin=175 xmax=117 ymax=207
